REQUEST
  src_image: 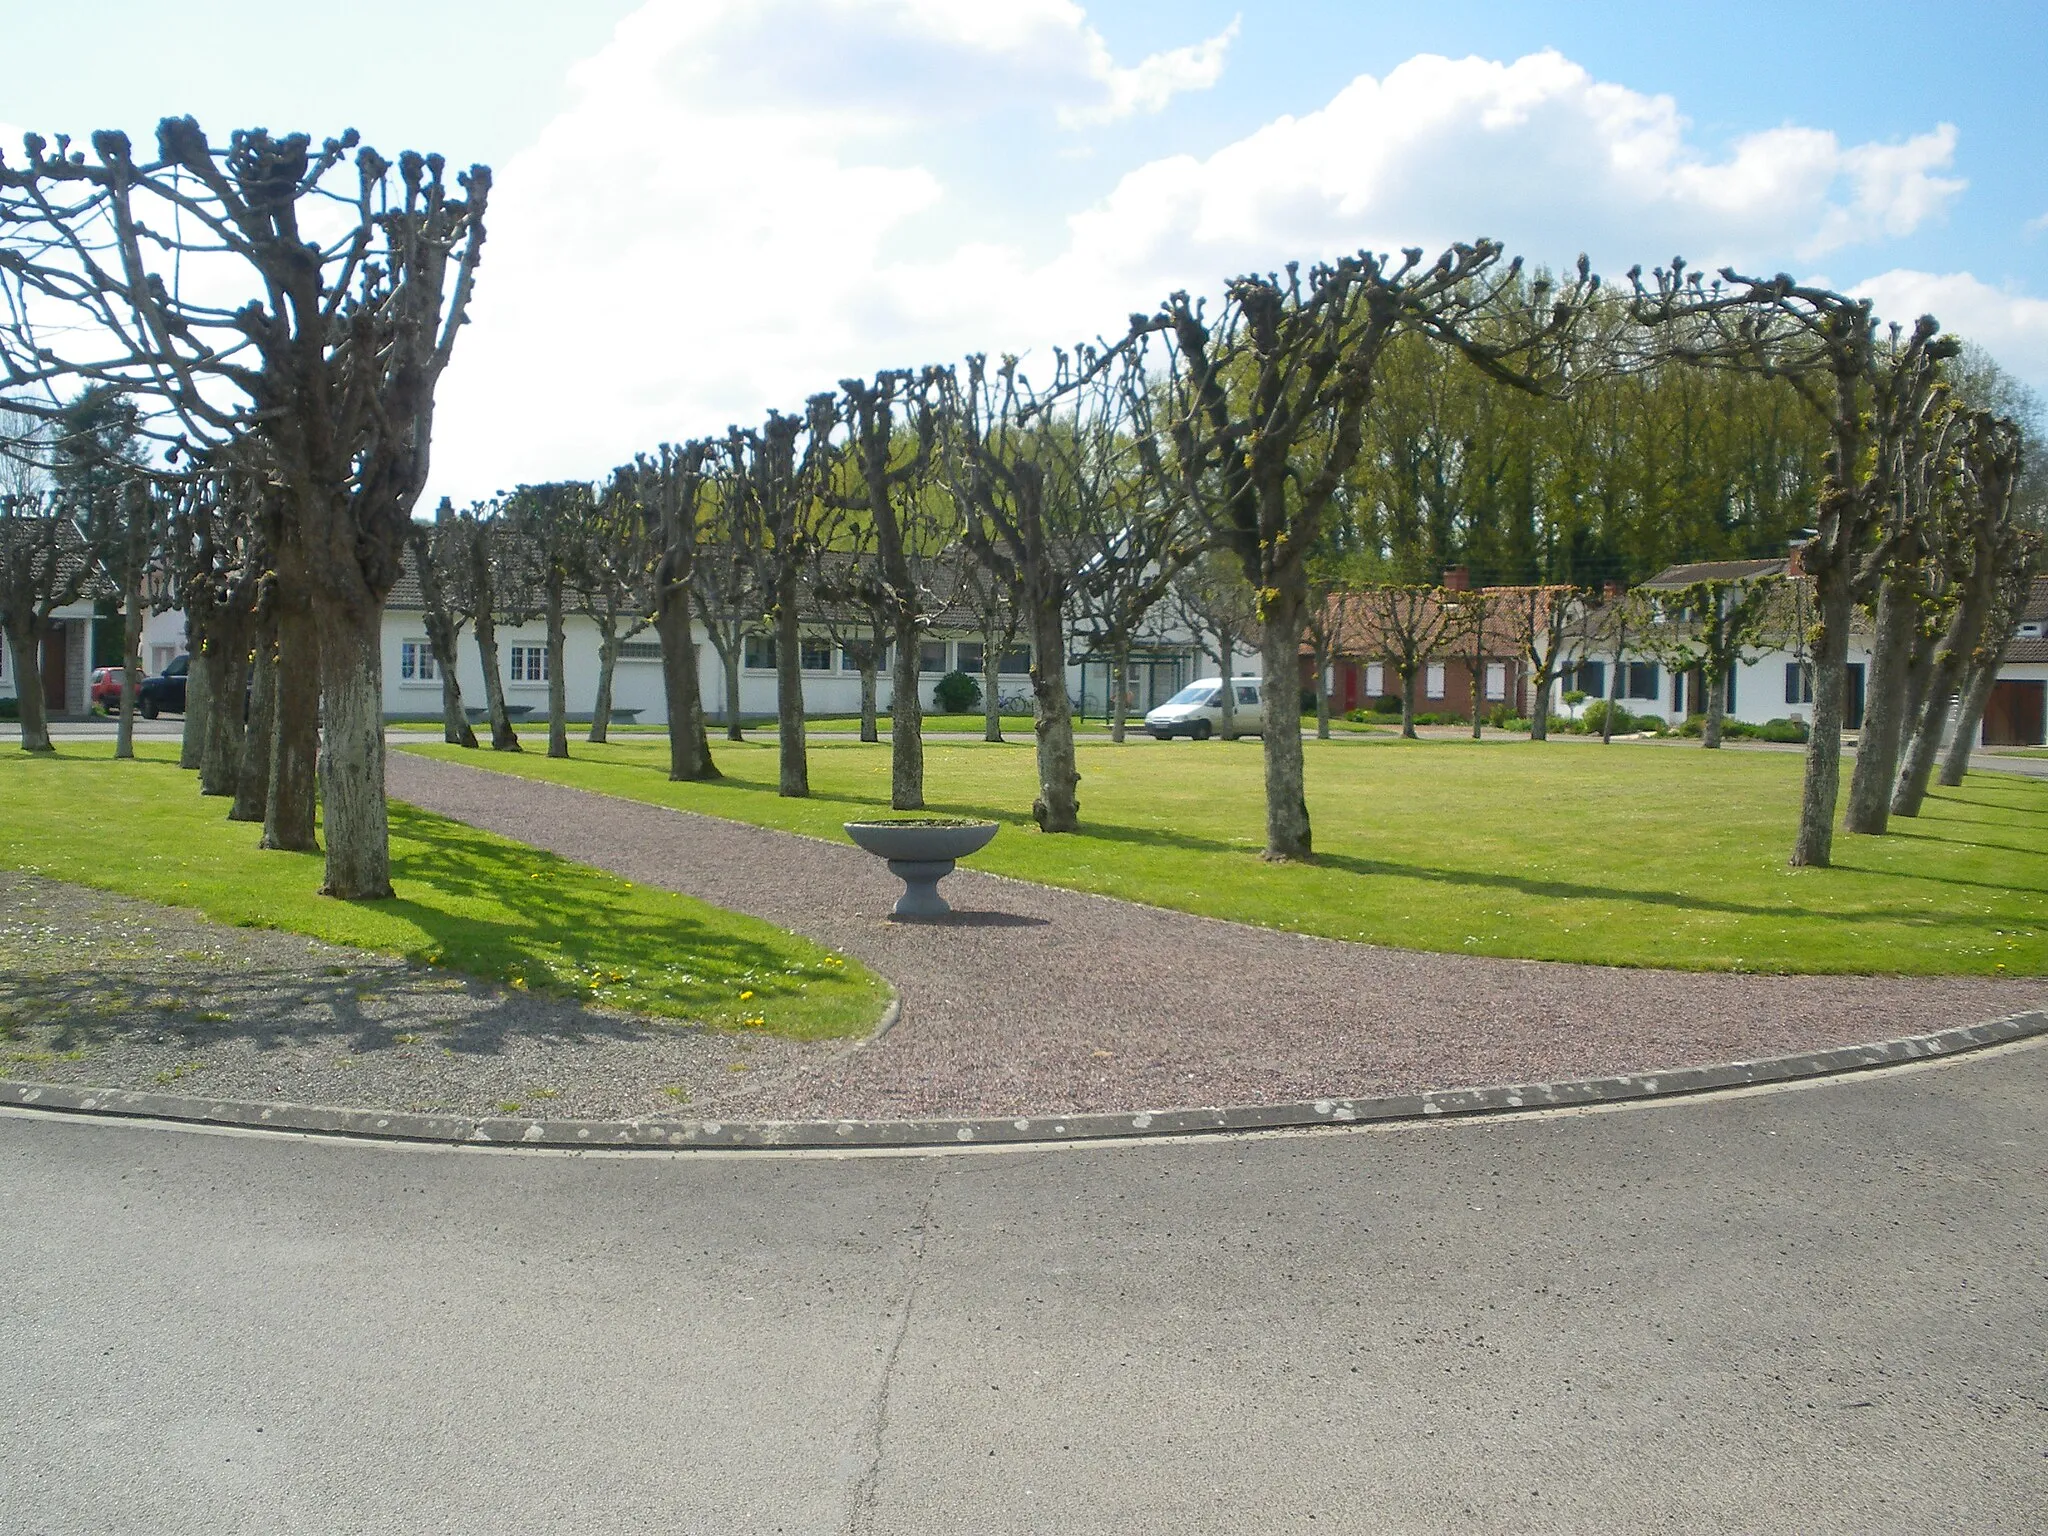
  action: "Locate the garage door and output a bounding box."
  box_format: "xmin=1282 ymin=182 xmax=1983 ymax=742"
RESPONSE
xmin=1983 ymin=680 xmax=2047 ymax=746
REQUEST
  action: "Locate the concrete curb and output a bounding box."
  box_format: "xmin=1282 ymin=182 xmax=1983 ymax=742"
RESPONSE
xmin=5 ymin=1009 xmax=2043 ymax=1152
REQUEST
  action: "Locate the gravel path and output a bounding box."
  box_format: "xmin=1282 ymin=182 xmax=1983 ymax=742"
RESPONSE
xmin=388 ymin=752 xmax=2047 ymax=1120
xmin=0 ymin=871 xmax=841 ymax=1121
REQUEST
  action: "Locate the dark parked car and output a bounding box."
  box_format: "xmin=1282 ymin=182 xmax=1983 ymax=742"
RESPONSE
xmin=137 ymin=655 xmax=189 ymax=718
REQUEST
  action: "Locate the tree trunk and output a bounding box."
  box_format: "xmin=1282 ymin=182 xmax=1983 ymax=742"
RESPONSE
xmin=1601 ymin=641 xmax=1623 ymax=744
xmin=312 ymin=593 xmax=393 ymax=900
xmin=1029 ymin=596 xmax=1078 ymax=832
xmin=1791 ymin=581 xmax=1856 ymax=868
xmin=717 ymin=627 xmax=745 ymax=741
xmin=655 ymin=585 xmax=717 ymax=782
xmin=1469 ymin=654 xmax=1483 ymax=741
xmin=545 ymin=579 xmax=568 ymax=760
xmin=1109 ymin=638 xmax=1130 ymax=745
xmin=889 ymin=617 xmax=923 ymax=810
xmin=1894 ymin=594 xmax=1992 ymax=817
xmin=1217 ymin=631 xmax=1239 ymax=738
xmin=197 ymin=620 xmax=249 ymax=799
xmin=1259 ymin=588 xmax=1312 ymax=860
xmin=1314 ymin=648 xmax=1331 ymax=741
xmin=180 ymin=636 xmax=209 ymax=770
xmin=589 ymin=625 xmax=617 ymax=745
xmin=1528 ymin=660 xmax=1552 ymax=742
xmin=1843 ymin=577 xmax=1916 ymax=834
xmin=1937 ymin=655 xmax=1998 ymax=788
xmin=1701 ymin=665 xmax=1726 ymax=750
xmin=264 ymin=585 xmax=320 ymax=854
xmin=774 ymin=588 xmax=807 ymax=797
xmin=982 ymin=642 xmax=1003 ymax=744
xmin=859 ymin=648 xmax=880 ymax=744
xmin=438 ymin=653 xmax=476 ymax=747
xmin=230 ymin=611 xmax=278 ymax=823
xmin=1399 ymin=666 xmax=1418 ymax=740
xmin=472 ymin=606 xmax=521 ymax=752
xmin=1895 ymin=627 xmax=1937 ymax=760
xmin=4 ymin=618 xmax=52 ymax=753
xmin=115 ymin=578 xmax=144 ymax=760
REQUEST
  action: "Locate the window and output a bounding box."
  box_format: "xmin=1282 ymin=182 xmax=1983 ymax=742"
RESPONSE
xmin=1570 ymin=661 xmax=1605 ymax=697
xmin=1235 ymin=683 xmax=1259 ymax=706
xmin=617 ymin=641 xmax=662 ymax=663
xmin=743 ymin=634 xmax=776 ymax=670
xmin=1425 ymin=662 xmax=1446 ymax=699
xmin=1484 ymin=661 xmax=1507 ymax=701
xmin=840 ymin=643 xmax=887 ymax=673
xmin=400 ymin=640 xmax=438 ymax=684
xmin=799 ymin=636 xmax=834 ymax=672
xmin=955 ymin=641 xmax=985 ymax=674
xmin=1784 ymin=662 xmax=1813 ymax=705
xmin=508 ymin=645 xmax=548 ymax=684
xmin=919 ymin=641 xmax=949 ymax=674
xmin=998 ymin=646 xmax=1032 ymax=676
xmin=1365 ymin=662 xmax=1385 ymax=696
xmin=1624 ymin=661 xmax=1660 ymax=700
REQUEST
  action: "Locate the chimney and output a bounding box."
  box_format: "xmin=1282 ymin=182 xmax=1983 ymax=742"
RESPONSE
xmin=1442 ymin=566 xmax=1471 ymax=592
xmin=1786 ymin=542 xmax=1807 ymax=577
xmin=1602 ymin=581 xmax=1624 ymax=602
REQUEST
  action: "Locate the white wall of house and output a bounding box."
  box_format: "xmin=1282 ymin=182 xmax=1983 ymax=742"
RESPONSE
xmin=0 ymin=600 xmax=97 ymax=714
xmin=1552 ymin=641 xmax=1878 ymax=729
xmin=380 ymin=608 xmax=1230 ymax=725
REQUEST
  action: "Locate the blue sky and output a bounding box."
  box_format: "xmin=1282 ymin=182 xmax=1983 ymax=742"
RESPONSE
xmin=8 ymin=1 xmax=2046 ymax=501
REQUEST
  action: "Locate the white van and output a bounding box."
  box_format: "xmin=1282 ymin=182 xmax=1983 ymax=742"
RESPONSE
xmin=1144 ymin=677 xmax=1264 ymax=740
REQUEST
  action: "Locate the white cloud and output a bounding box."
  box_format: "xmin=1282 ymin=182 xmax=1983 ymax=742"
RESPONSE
xmin=1850 ymin=269 xmax=2048 ymax=397
xmin=427 ymin=18 xmax=1988 ymax=502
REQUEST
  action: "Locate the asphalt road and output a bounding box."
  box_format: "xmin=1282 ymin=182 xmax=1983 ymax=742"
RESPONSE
xmin=4 ymin=1042 xmax=2044 ymax=1536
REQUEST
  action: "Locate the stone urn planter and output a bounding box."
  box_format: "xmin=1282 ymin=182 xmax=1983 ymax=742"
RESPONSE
xmin=844 ymin=818 xmax=1000 ymax=917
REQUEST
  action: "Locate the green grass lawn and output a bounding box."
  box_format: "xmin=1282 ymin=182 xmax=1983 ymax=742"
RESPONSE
xmin=0 ymin=744 xmax=888 ymax=1040
xmin=404 ymin=735 xmax=2045 ymax=976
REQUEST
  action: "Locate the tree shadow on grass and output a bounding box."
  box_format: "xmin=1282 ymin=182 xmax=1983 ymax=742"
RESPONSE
xmin=381 ymin=806 xmax=861 ymax=1032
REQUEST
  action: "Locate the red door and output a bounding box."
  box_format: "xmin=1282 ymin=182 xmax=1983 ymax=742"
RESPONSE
xmin=39 ymin=626 xmax=67 ymax=712
xmin=1983 ymin=680 xmax=2046 ymax=746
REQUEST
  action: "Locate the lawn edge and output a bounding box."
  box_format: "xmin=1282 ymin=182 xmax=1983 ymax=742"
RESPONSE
xmin=6 ymin=1007 xmax=2041 ymax=1152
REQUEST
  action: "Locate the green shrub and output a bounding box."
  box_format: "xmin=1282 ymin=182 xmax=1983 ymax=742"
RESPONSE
xmin=1373 ymin=694 xmax=1404 ymax=714
xmin=1758 ymin=717 xmax=1810 ymax=743
xmin=933 ymin=669 xmax=981 ymax=714
xmin=1299 ymin=687 xmax=1318 ymax=714
xmin=1679 ymin=713 xmax=1705 ymax=738
xmin=0 ymin=697 xmax=16 ymax=721
xmin=1344 ymin=707 xmax=1374 ymax=723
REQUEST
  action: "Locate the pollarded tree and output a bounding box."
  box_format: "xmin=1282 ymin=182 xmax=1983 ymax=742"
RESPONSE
xmin=1345 ymin=583 xmax=1458 ymax=740
xmin=462 ymin=502 xmax=525 ymax=753
xmin=1141 ymin=246 xmax=1597 ymax=859
xmin=1495 ymin=584 xmax=1583 ymax=741
xmin=406 ymin=499 xmax=480 ymax=748
xmin=0 ymin=120 xmax=489 ymax=898
xmin=1169 ymin=551 xmax=1259 ymax=738
xmin=1633 ymin=572 xmax=1781 ymax=749
xmin=1894 ymin=414 xmax=2026 ymax=810
xmin=816 ymin=371 xmax=947 ymax=808
xmin=502 ymin=480 xmax=595 ymax=761
xmin=0 ymin=444 xmax=103 ymax=752
xmin=726 ymin=412 xmax=821 ymax=798
xmin=568 ymin=473 xmax=655 ymax=746
xmin=627 ymin=442 xmax=719 ymax=781
xmin=942 ymin=353 xmax=1096 ymax=829
xmin=1630 ymin=264 xmax=1956 ymax=865
xmin=1938 ymin=532 xmax=2042 ymax=786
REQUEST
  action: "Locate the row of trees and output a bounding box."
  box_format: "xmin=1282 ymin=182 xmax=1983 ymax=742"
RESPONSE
xmin=3 ymin=115 xmax=2039 ymax=893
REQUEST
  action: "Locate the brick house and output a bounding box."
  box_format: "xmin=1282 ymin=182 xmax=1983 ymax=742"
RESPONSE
xmin=1311 ymin=569 xmax=1543 ymax=721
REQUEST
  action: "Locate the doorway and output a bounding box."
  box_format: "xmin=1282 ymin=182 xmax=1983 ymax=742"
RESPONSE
xmin=39 ymin=624 xmax=68 ymax=713
xmin=1983 ymin=680 xmax=2046 ymax=746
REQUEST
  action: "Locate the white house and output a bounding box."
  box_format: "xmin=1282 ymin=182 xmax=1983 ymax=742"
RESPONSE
xmin=1553 ymin=562 xmax=2048 ymax=747
xmin=376 ymin=567 xmax=1239 ymax=727
xmin=0 ymin=597 xmax=98 ymax=717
